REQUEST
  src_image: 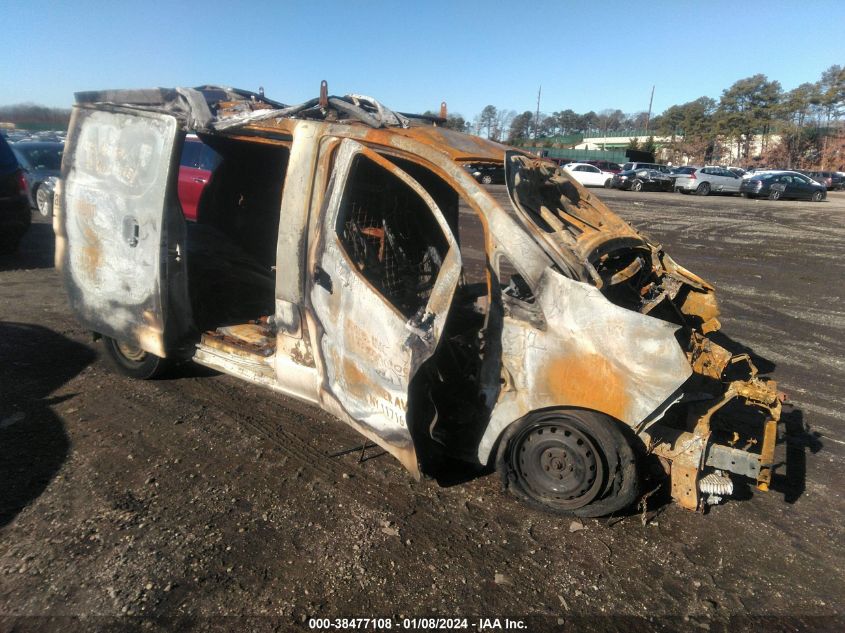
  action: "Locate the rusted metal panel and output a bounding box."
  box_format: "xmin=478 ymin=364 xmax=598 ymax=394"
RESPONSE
xmin=477 ymin=267 xmax=693 ymax=464
xmin=274 ymin=121 xmax=321 ymax=311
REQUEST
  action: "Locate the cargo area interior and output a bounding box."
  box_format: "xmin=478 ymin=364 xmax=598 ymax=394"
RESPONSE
xmin=183 ymin=135 xmax=290 ymax=358
xmin=179 ymin=138 xmax=499 ymax=447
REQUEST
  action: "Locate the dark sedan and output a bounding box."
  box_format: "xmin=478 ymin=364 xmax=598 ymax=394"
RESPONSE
xmin=0 ymin=134 xmax=31 ymax=253
xmin=610 ymin=168 xmax=673 ymax=192
xmin=740 ymin=171 xmax=826 ymax=201
xmin=11 ymin=141 xmax=63 ymax=216
xmin=464 ymin=163 xmax=505 ymax=185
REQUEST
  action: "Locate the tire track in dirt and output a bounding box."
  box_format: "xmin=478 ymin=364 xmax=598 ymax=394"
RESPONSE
xmin=152 ymin=372 xmax=561 ymax=613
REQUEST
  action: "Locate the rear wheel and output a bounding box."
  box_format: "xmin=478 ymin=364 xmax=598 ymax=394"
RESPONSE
xmin=631 ymin=180 xmax=643 ymax=192
xmin=481 ymin=174 xmax=493 ymax=185
xmin=604 ymin=178 xmax=612 ymax=188
xmin=103 ymin=336 xmax=169 ymax=379
xmin=696 ymin=182 xmax=711 ymax=196
xmin=35 ymin=185 xmax=52 ymax=217
xmin=811 ymin=190 xmax=824 ymax=202
xmin=769 ymin=189 xmax=782 ymax=201
xmin=497 ymin=410 xmax=639 ymax=517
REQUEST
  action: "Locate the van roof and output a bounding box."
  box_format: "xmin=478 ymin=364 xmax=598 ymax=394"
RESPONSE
xmin=74 ymin=85 xmax=508 ymax=163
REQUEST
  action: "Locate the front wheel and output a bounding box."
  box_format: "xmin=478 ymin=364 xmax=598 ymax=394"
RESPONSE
xmin=103 ymin=336 xmax=169 ymax=379
xmin=769 ymin=189 xmax=782 ymax=201
xmin=481 ymin=174 xmax=493 ymax=185
xmin=497 ymin=410 xmax=639 ymax=517
xmin=811 ymin=190 xmax=824 ymax=202
xmin=35 ymin=185 xmax=52 ymax=217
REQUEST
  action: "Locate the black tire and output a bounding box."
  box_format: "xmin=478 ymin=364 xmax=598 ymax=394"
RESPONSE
xmin=631 ymin=180 xmax=643 ymax=192
xmin=811 ymin=190 xmax=824 ymax=202
xmin=604 ymin=178 xmax=612 ymax=189
xmin=103 ymin=336 xmax=168 ymax=379
xmin=35 ymin=185 xmax=52 ymax=217
xmin=768 ymin=189 xmax=782 ymax=201
xmin=481 ymin=174 xmax=493 ymax=185
xmin=696 ymin=182 xmax=711 ymax=196
xmin=496 ymin=409 xmax=639 ymax=518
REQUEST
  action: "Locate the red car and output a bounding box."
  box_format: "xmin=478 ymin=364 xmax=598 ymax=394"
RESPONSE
xmin=178 ymin=135 xmax=221 ymax=221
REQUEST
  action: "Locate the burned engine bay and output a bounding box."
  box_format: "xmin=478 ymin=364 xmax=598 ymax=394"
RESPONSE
xmin=503 ymin=155 xmax=783 ymax=510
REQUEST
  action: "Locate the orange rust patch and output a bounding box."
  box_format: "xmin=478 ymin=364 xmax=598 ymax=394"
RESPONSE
xmin=343 ymin=357 xmax=366 ymax=387
xmin=681 ymin=289 xmax=720 ymax=322
xmin=80 ymin=245 xmax=101 ymax=277
xmin=545 ymin=354 xmax=630 ymax=422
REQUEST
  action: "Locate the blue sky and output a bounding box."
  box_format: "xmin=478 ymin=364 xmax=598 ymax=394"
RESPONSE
xmin=2 ymin=0 xmax=843 ymax=120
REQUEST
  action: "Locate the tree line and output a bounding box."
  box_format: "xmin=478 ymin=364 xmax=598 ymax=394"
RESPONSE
xmin=459 ymin=65 xmax=845 ymax=168
xmin=0 ymin=103 xmax=71 ymax=130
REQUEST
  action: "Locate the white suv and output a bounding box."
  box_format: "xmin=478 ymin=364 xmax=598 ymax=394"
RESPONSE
xmin=674 ymin=166 xmax=743 ymax=196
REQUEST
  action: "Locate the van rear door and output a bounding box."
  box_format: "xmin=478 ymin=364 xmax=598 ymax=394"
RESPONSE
xmin=55 ymin=106 xmax=184 ymax=357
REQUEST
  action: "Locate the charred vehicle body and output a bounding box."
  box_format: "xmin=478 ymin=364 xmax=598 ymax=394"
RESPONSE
xmin=54 ymin=86 xmax=782 ymax=516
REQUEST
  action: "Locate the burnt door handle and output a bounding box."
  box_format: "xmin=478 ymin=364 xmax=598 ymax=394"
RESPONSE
xmin=122 ymin=217 xmax=139 ymax=247
xmin=314 ymin=265 xmax=333 ymax=294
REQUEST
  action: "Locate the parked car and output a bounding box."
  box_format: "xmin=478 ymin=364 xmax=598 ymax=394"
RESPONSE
xmin=562 ymin=162 xmax=614 ymax=187
xmin=803 ymin=170 xmax=844 ymax=191
xmin=54 ymin=86 xmax=782 ymax=517
xmin=0 ymin=134 xmax=31 ymax=253
xmin=739 ymin=171 xmax=827 ymax=201
xmin=744 ymin=167 xmax=773 ymax=178
xmin=465 ymin=163 xmax=505 ymax=185
xmin=668 ymin=166 xmax=697 ymax=187
xmin=178 ymin=134 xmax=222 ymax=221
xmin=583 ymin=159 xmax=621 ymax=174
xmin=610 ymin=168 xmax=673 ymax=192
xmin=674 ymin=166 xmax=743 ymax=196
xmin=621 ymin=161 xmax=671 ymax=173
xmin=10 ymin=141 xmax=63 ymax=216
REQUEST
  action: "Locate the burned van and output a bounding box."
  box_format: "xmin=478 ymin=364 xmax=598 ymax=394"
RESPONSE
xmin=54 ymin=86 xmax=782 ymax=516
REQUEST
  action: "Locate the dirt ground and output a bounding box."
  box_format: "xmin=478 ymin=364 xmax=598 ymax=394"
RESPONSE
xmin=1 ymin=188 xmax=844 ymax=633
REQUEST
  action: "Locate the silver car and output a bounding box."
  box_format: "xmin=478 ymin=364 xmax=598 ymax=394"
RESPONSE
xmin=674 ymin=166 xmax=743 ymax=196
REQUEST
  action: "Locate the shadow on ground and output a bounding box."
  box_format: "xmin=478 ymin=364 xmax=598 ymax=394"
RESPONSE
xmin=0 ymin=322 xmax=95 ymax=527
xmin=0 ymin=221 xmax=55 ymax=272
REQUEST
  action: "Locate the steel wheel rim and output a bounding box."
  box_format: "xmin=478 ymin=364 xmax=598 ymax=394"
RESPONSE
xmin=116 ymin=341 xmax=147 ymax=362
xmin=511 ymin=422 xmax=605 ymax=510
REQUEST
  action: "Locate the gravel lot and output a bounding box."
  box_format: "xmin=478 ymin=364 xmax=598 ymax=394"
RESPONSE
xmin=1 ymin=188 xmax=843 ymax=632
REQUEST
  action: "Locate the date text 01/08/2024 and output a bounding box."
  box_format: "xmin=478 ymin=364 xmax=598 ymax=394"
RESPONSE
xmin=307 ymin=617 xmax=527 ymax=630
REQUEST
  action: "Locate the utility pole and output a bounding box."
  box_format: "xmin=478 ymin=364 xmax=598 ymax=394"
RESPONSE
xmin=534 ymin=85 xmax=541 ymax=140
xmin=645 ymin=85 xmax=655 ymax=132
